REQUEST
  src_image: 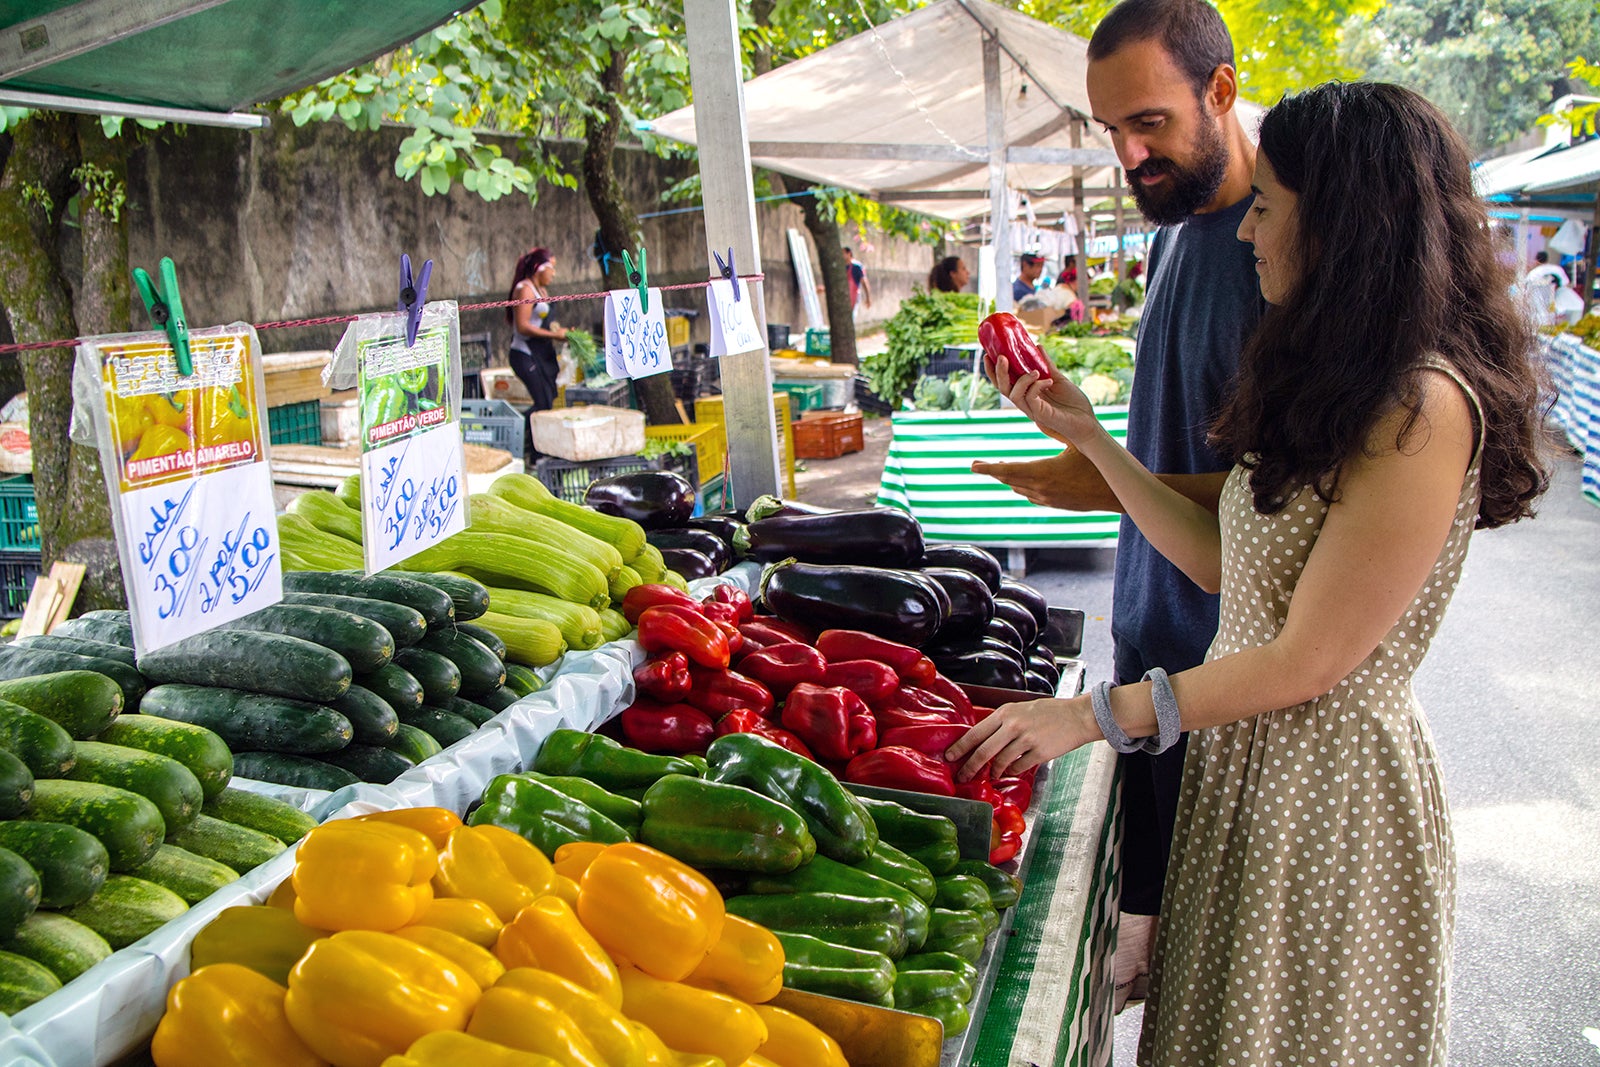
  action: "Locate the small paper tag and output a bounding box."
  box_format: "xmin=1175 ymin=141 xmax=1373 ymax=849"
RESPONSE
xmin=705 ymin=278 xmax=762 ymax=357
xmin=359 ymin=422 xmax=467 ymax=572
xmin=603 ymin=288 xmax=672 ymax=379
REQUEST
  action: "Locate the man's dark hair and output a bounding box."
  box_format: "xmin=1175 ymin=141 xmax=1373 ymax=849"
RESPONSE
xmin=1020 ymin=253 xmax=1044 ymax=266
xmin=843 ymin=247 xmax=854 ymax=255
xmin=1087 ymin=0 xmax=1235 ymax=98
xmin=1535 ymin=250 xmax=1549 ymax=264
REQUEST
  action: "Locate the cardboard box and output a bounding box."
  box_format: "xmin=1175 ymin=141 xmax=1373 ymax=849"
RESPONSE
xmin=1014 ymin=307 xmax=1058 ymax=330
xmin=528 ymin=405 xmax=646 ymax=461
xmin=482 ymin=367 xmax=533 ymax=404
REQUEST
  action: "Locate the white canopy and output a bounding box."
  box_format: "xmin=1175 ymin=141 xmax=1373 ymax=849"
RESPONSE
xmin=1475 ymin=139 xmax=1600 ymax=203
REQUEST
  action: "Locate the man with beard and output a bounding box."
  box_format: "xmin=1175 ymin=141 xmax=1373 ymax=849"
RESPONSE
xmin=971 ymin=0 xmax=1263 ymax=1011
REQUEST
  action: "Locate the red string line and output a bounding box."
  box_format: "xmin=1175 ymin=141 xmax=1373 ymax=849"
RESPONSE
xmin=0 ymin=273 xmax=766 ymax=356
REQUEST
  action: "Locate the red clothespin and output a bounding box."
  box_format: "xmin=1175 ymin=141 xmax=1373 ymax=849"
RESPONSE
xmin=399 ymin=253 xmax=433 ymax=347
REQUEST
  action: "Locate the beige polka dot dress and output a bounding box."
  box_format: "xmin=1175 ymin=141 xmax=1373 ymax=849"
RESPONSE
xmin=1137 ymin=364 xmax=1476 ymax=1066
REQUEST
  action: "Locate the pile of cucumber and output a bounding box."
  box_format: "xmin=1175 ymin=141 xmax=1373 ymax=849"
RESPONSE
xmin=0 ymin=667 xmax=319 ymax=1014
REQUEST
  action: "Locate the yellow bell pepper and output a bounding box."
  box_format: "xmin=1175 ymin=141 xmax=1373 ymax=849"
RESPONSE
xmin=616 ymin=966 xmax=767 ymax=1067
xmin=577 ymin=844 xmax=724 ymax=982
xmin=494 ymin=896 xmax=621 ymax=1008
xmin=466 ymin=986 xmax=611 ymax=1067
xmin=436 ymin=824 xmax=556 ymax=922
xmin=357 ymin=808 xmax=464 ymax=851
xmin=193 ymin=383 xmax=254 ymax=450
xmin=191 ymin=905 xmax=328 ymax=985
xmin=549 ymin=873 xmax=580 ymax=907
xmin=147 ymin=390 xmax=193 ymax=430
xmin=750 ymin=1005 xmax=846 ymax=1067
xmin=380 ymin=1030 xmax=561 ymax=1067
xmin=409 ymin=897 xmax=503 ymax=948
xmin=130 ymin=423 xmax=193 ymax=463
xmin=294 ymin=821 xmax=437 ymax=932
xmin=285 ymin=930 xmax=483 ymax=1067
xmin=631 ymin=1022 xmax=677 ymax=1067
xmin=111 ymin=392 xmax=157 ymax=455
xmin=552 ymin=841 xmax=606 ymax=883
xmin=672 ymin=1057 xmax=725 ymax=1067
xmin=395 ymin=926 xmax=506 ymax=990
xmin=268 ymin=877 xmax=299 ymax=910
xmin=737 ymin=1057 xmax=780 ymax=1067
xmin=151 ymin=963 xmax=328 ymax=1067
xmin=498 ymin=968 xmax=649 ymax=1067
xmin=683 ymin=916 xmax=783 ymax=1005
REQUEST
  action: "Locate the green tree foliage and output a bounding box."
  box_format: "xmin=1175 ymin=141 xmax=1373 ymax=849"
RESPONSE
xmin=1539 ymin=57 xmax=1599 ymax=138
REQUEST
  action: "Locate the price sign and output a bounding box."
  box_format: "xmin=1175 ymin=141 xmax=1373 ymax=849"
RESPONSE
xmin=603 ymin=288 xmax=672 ymax=379
xmin=354 ymin=322 xmax=467 ymax=572
xmin=87 ymin=327 xmax=282 ymax=654
xmin=705 ymin=278 xmax=762 ymax=357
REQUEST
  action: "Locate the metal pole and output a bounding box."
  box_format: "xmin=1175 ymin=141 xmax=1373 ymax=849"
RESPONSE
xmin=1113 ymin=170 xmax=1127 ymax=283
xmin=684 ymin=0 xmax=782 ymax=505
xmin=1588 ymin=186 xmax=1600 ymax=315
xmin=1071 ymin=117 xmax=1089 ymax=310
xmin=985 ymin=33 xmax=1011 ymax=312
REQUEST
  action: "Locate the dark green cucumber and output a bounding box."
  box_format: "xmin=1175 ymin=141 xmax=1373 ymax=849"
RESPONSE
xmin=60 ymin=875 xmax=187 ymax=949
xmin=382 ymin=724 xmax=441 ymax=765
xmin=0 ymin=751 xmax=32 ymax=818
xmin=0 ymin=647 xmax=145 ymax=708
xmin=0 ymin=700 xmax=75 ymax=778
xmin=0 ymin=948 xmax=60 ymax=1012
xmin=0 ymin=912 xmax=111 ymax=982
xmin=417 ymin=630 xmax=504 ymax=697
xmin=201 ymin=787 xmax=317 ymax=845
xmin=0 ymin=821 xmax=108 ymax=908
xmin=0 ymin=847 xmax=40 ymax=937
xmin=447 ymin=697 xmax=498 ymax=728
xmin=402 ymin=573 xmax=490 ymax=621
xmin=327 ymin=685 xmax=399 ymax=744
xmin=455 ymin=622 xmax=506 ymax=660
xmin=27 ymin=778 xmax=166 ymax=871
xmin=951 ymin=860 xmax=1022 ymax=910
xmin=398 ymin=707 xmax=476 ymax=749
xmin=15 ymin=634 xmax=137 ymax=666
xmin=95 ymin=715 xmax=233 ymax=799
xmin=218 ymin=603 xmax=394 ymax=674
xmin=321 ymin=743 xmax=414 ymax=784
xmin=0 ymin=670 xmax=124 ymax=741
xmin=137 ymin=631 xmax=352 ymax=703
xmin=282 ymin=571 xmax=454 ymax=628
xmin=166 ymin=814 xmax=286 ymax=873
xmin=79 ymin=610 xmax=131 ymax=623
xmin=281 ymin=592 xmax=427 ymax=648
xmin=502 ymin=664 xmax=543 ymax=698
xmin=230 ymin=752 xmax=360 ymax=791
xmin=52 ymin=616 xmax=134 ymax=647
xmin=130 ymin=843 xmax=238 ymax=904
xmin=140 ymin=685 xmax=353 ymax=755
xmin=359 ymin=664 xmax=424 ymax=713
xmin=391 ymin=648 xmax=461 ymax=705
xmin=477 ymin=686 xmax=520 ymax=712
xmin=66 ymin=741 xmax=204 ymax=833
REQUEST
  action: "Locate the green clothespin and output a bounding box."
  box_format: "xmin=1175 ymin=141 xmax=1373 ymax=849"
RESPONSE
xmin=622 ymin=247 xmax=649 ymax=314
xmin=133 ymin=256 xmax=192 ymax=376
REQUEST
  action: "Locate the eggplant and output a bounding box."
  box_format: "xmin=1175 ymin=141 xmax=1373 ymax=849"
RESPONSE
xmin=657 ymin=547 xmax=720 ymax=581
xmin=935 ymin=650 xmax=1027 ymax=691
xmin=745 ymin=495 xmax=835 ymax=522
xmin=584 ymin=471 xmax=696 ymax=529
xmin=738 ymin=508 xmax=925 ymax=568
xmin=906 ymin=570 xmax=951 ymax=624
xmin=920 ymin=544 xmax=1003 ymax=594
xmin=996 ymin=579 xmax=1050 ymax=631
xmin=647 ymin=528 xmax=733 ymax=571
xmin=985 ymin=616 xmax=1026 ymax=651
xmin=1027 ymin=652 xmax=1062 ymax=685
xmin=760 ymin=560 xmax=945 ymax=647
xmin=686 ymin=515 xmax=747 ymax=550
xmin=919 ymin=567 xmax=994 ymax=639
xmin=1025 ymin=671 xmax=1057 ymax=695
xmin=928 ymin=635 xmax=1027 ymax=668
xmin=992 ymin=599 xmax=1039 ymax=647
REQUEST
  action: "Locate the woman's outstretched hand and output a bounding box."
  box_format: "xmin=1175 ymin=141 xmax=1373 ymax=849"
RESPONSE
xmin=946 ymin=695 xmax=1098 ymax=780
xmin=990 ymin=356 xmax=1098 ymax=446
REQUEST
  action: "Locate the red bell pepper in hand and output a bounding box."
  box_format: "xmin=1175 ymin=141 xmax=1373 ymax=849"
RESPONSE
xmin=685 ymin=665 xmax=774 ymax=718
xmin=737 ymin=643 xmax=828 ymax=697
xmin=992 ymin=776 xmax=1034 ymax=811
xmin=820 ymin=659 xmax=900 ymax=705
xmin=781 ymin=683 xmax=878 ymax=763
xmin=979 ymin=311 xmax=1055 ymax=382
xmin=923 ymin=674 xmax=977 ymax=724
xmin=621 ymin=700 xmax=716 ymax=754
xmin=878 ymin=722 xmax=970 ymax=757
xmin=634 ymin=652 xmax=692 ymax=702
xmin=638 ymin=604 xmax=730 ymax=669
xmin=716 ymin=708 xmax=816 ymax=760
xmin=844 ymin=745 xmax=956 ymax=797
xmin=741 ymin=619 xmax=814 ymax=648
xmin=816 ymin=630 xmax=935 ymax=685
xmin=704 ymin=585 xmax=755 ymax=623
xmin=623 ymin=584 xmax=703 ymax=624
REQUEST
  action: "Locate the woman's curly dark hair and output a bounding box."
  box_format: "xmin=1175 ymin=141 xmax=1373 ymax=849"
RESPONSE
xmin=1211 ymin=82 xmax=1549 ymax=528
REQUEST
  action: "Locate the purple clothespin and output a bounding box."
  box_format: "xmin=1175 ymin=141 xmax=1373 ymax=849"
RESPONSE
xmin=712 ymin=247 xmax=740 ymax=302
xmin=399 ymin=253 xmax=434 ymax=347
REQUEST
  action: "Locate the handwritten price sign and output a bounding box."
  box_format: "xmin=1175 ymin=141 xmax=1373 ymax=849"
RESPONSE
xmin=360 ymin=423 xmax=467 ymax=572
xmin=604 ymin=288 xmax=673 ymax=379
xmin=705 ymin=278 xmax=762 ymax=357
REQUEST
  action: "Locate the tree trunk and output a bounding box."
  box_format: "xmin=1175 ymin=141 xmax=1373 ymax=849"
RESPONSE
xmin=582 ymin=50 xmax=682 ymax=426
xmin=792 ymin=184 xmax=858 ymax=367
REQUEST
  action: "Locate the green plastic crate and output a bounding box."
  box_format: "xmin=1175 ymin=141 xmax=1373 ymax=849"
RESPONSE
xmin=267 ymin=400 xmax=322 ymax=446
xmin=0 ymin=550 xmax=42 ymax=619
xmin=0 ymin=477 xmax=40 ymax=552
xmin=774 ymin=381 xmax=825 ymax=412
xmin=805 ymin=327 xmax=831 ymax=356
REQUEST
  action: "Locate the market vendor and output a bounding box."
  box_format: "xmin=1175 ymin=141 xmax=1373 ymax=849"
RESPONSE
xmin=506 ymin=246 xmax=569 ymax=413
xmin=1012 ymin=253 xmax=1045 ymax=302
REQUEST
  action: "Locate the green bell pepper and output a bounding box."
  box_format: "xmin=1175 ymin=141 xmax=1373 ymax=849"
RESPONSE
xmin=526 ymin=772 xmax=644 ymax=836
xmin=745 ymin=855 xmax=930 ymax=951
xmin=468 ymin=773 xmax=631 ymax=856
xmin=725 ymin=893 xmax=909 ymax=960
xmin=534 ymin=728 xmax=699 ymax=792
xmin=896 ymin=951 xmax=980 ymax=991
xmin=934 ymin=874 xmax=1002 ymax=933
xmin=856 ymin=840 xmax=937 ymax=904
xmin=681 ymin=754 xmax=709 ymax=776
xmin=924 ymin=908 xmax=988 ymax=963
xmin=366 ymin=379 xmax=410 ymax=428
xmin=772 ymin=931 xmax=895 ymax=1005
xmin=396 ymin=365 xmax=431 ymax=394
xmin=892 ymin=970 xmax=972 ymax=1036
xmin=705 ymin=732 xmax=878 ymax=864
xmin=856 ymin=796 xmax=961 ymax=875
xmin=639 ymin=775 xmax=817 ymax=874
xmin=951 ymin=859 xmax=1022 ymax=910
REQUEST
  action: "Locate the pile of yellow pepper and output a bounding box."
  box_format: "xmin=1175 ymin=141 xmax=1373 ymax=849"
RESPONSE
xmin=150 ymin=807 xmax=848 ymax=1067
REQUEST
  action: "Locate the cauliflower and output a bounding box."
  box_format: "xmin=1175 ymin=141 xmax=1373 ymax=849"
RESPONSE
xmin=1080 ymin=372 xmax=1124 ymax=406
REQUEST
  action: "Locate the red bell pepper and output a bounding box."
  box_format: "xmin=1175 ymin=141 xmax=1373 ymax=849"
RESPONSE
xmin=887 ymin=685 xmax=963 ymax=723
xmin=685 ymin=665 xmax=774 ymax=718
xmin=979 ymin=311 xmax=1054 ymax=382
xmin=700 ymin=599 xmax=743 ymax=630
xmin=737 ymin=642 xmax=828 ymax=697
xmin=740 ymin=619 xmax=814 ymax=648
xmin=716 ymin=708 xmax=816 ymax=760
xmin=970 ymin=706 xmax=998 ymax=723
xmin=844 ymin=745 xmax=955 ymax=797
xmin=994 ymin=798 xmax=1027 ymax=837
xmin=634 ymin=652 xmax=692 ymax=702
xmin=622 ymin=584 xmax=703 ymax=625
xmin=877 ymin=722 xmax=969 ymax=757
xmin=638 ymin=604 xmax=730 ymax=670
xmin=620 ymin=700 xmax=716 ymax=754
xmin=780 ymin=683 xmax=877 ymax=763
xmin=955 ymin=778 xmax=1002 ymax=807
xmin=923 ymin=674 xmax=977 ymax=724
xmin=815 ymin=630 xmax=935 ymax=685
xmin=874 ymin=701 xmax=960 ymax=731
xmin=988 ymin=798 xmax=1026 ymax=864
xmin=704 ymin=585 xmax=754 ymax=623
xmin=993 ymin=776 xmax=1034 ymax=811
xmin=820 ymin=659 xmax=900 ymax=705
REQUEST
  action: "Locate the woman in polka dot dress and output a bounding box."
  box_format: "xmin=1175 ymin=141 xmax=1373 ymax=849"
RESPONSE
xmin=951 ymin=82 xmax=1550 ymax=1065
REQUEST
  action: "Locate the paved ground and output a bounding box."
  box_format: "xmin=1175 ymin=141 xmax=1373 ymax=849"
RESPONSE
xmin=795 ymin=424 xmax=1600 ymax=1066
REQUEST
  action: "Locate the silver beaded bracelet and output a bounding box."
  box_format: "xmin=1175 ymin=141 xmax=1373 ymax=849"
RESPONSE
xmin=1091 ymin=668 xmax=1183 ymax=754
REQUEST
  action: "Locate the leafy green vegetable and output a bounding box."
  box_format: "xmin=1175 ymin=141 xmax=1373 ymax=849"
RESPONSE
xmin=861 ymin=290 xmax=980 ymax=405
xmin=947 ymin=371 xmax=1000 ymax=410
xmin=912 ymin=376 xmax=954 ymax=411
xmin=566 ymin=330 xmax=603 ymax=377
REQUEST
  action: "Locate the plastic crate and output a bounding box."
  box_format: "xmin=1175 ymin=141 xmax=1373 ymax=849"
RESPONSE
xmin=534 ymin=451 xmax=699 ymax=504
xmin=694 ymin=393 xmax=796 ymax=497
xmin=460 ymin=398 xmax=525 ymax=457
xmin=697 ymin=473 xmax=729 ymax=515
xmin=0 ymin=549 xmax=42 ymax=619
xmin=267 ymin=400 xmax=322 ymax=446
xmin=793 ymin=412 xmax=864 ymax=460
xmin=646 ymin=423 xmax=726 ymax=487
xmin=774 ymin=381 xmax=825 ymax=413
xmin=563 ymin=380 xmax=634 ymax=409
xmin=0 ymin=477 xmax=40 ymax=552
xmin=855 ymin=374 xmax=896 ymax=415
xmin=805 ymin=328 xmax=831 ymax=357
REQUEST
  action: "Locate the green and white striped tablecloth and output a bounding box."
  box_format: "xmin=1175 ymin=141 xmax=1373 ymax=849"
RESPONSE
xmin=876 ymin=409 xmax=1130 ymax=549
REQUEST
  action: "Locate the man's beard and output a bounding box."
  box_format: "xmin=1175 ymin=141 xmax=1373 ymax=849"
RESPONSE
xmin=1127 ymin=116 xmax=1229 ymax=226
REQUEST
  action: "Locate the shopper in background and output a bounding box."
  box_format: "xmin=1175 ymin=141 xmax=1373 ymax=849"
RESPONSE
xmin=929 ymin=255 xmax=971 ymax=292
xmin=974 ymin=0 xmax=1264 ymax=1012
xmin=506 ymin=247 xmax=568 ymax=413
xmin=1053 ymin=259 xmax=1087 ymax=322
xmin=842 ymin=247 xmax=872 ymax=314
xmin=1057 ymin=253 xmax=1080 ymax=290
xmin=958 ymin=79 xmax=1548 ymax=1067
xmin=1525 ymin=248 xmax=1569 ymax=290
xmin=1013 ymin=252 xmax=1046 ymax=301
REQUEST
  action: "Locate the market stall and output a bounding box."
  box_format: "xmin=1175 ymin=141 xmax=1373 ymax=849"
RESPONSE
xmin=1543 ymin=331 xmax=1600 ymax=506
